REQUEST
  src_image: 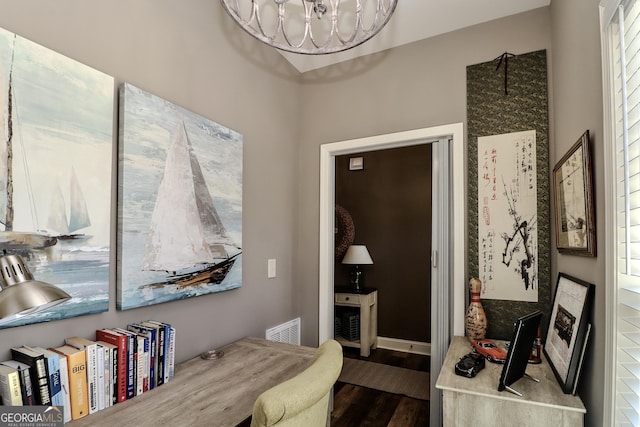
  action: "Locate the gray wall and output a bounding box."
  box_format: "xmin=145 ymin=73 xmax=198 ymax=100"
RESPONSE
xmin=550 ymin=1 xmax=605 ymax=425
xmin=0 ymin=0 xmax=303 ymax=365
xmin=294 ymin=7 xmax=552 ymax=342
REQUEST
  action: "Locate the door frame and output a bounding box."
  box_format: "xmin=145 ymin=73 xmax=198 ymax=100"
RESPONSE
xmin=318 ymin=123 xmax=465 ymax=425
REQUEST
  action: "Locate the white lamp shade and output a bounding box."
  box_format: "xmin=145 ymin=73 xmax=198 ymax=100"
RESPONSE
xmin=0 ymin=254 xmax=71 ymax=325
xmin=342 ymin=245 xmax=373 ymax=265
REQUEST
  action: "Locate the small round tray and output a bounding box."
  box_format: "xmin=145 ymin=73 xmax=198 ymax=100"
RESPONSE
xmin=201 ymin=350 xmax=224 ymax=360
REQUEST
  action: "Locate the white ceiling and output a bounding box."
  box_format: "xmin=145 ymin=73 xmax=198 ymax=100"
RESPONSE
xmin=279 ymin=0 xmax=551 ymax=73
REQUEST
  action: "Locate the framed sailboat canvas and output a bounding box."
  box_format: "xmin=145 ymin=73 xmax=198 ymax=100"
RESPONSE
xmin=0 ymin=27 xmax=114 ymax=328
xmin=117 ymin=83 xmax=243 ymax=310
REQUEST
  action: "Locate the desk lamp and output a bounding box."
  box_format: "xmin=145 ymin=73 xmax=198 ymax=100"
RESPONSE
xmin=342 ymin=245 xmax=373 ymax=292
xmin=0 ymin=254 xmax=71 ymax=326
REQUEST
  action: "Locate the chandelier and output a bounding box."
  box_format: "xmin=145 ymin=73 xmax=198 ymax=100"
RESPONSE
xmin=219 ymin=0 xmax=398 ymax=55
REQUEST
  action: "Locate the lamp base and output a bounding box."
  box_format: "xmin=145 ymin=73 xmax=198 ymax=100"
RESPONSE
xmin=350 ymin=266 xmax=363 ymax=292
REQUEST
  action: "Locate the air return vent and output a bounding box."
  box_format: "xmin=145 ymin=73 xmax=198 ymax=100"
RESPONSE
xmin=265 ymin=318 xmax=300 ymax=345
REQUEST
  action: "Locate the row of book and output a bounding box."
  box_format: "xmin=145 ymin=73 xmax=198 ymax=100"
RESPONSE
xmin=0 ymin=320 xmax=176 ymax=422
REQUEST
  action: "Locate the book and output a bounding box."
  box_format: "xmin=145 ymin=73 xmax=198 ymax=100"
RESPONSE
xmin=135 ymin=334 xmax=148 ymax=394
xmin=97 ymin=340 xmax=117 ymax=406
xmin=31 ymin=347 xmax=64 ymax=408
xmin=1 ymin=360 xmax=34 ymax=405
xmin=147 ymin=321 xmax=172 ymax=384
xmin=50 ymin=345 xmax=89 ymax=420
xmin=95 ymin=329 xmax=127 ymax=403
xmin=95 ymin=343 xmax=108 ymax=409
xmin=0 ymin=364 xmax=23 ymax=406
xmin=167 ymin=326 xmax=176 ymax=381
xmin=113 ymin=328 xmax=136 ymax=399
xmin=139 ymin=321 xmax=162 ymax=387
xmin=96 ymin=343 xmax=105 ymax=410
xmin=11 ymin=346 xmax=51 ymax=405
xmin=127 ymin=322 xmax=156 ymax=390
xmin=56 ymin=353 xmax=72 ymax=422
xmin=65 ymin=337 xmax=98 ymax=414
xmin=141 ymin=321 xmax=166 ymax=386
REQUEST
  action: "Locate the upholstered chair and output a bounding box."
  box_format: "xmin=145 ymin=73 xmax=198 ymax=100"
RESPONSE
xmin=250 ymin=339 xmax=343 ymax=427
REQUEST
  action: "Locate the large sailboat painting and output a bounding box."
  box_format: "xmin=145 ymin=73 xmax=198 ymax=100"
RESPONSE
xmin=118 ymin=83 xmax=242 ymax=310
xmin=0 ymin=27 xmax=114 ymax=328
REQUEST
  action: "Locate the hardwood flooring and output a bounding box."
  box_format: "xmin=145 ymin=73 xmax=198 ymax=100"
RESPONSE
xmin=330 ymin=346 xmax=430 ymax=427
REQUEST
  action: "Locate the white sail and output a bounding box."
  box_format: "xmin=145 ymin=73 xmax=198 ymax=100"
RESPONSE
xmin=0 ymin=36 xmax=56 ymax=250
xmin=47 ymin=180 xmax=69 ymax=235
xmin=141 ymin=120 xmax=232 ymax=272
xmin=46 ymin=168 xmax=91 ymax=236
xmin=68 ymin=167 xmax=90 ymax=232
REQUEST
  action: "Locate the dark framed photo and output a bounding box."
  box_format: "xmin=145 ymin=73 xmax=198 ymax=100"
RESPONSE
xmin=543 ymin=273 xmax=594 ymax=394
xmin=553 ymin=130 xmax=596 ymax=256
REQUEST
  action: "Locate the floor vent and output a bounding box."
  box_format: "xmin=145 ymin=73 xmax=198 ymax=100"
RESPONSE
xmin=266 ymin=318 xmax=301 ymax=345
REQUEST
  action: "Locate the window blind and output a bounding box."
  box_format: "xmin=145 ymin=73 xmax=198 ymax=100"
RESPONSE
xmin=608 ymin=0 xmax=640 ymax=425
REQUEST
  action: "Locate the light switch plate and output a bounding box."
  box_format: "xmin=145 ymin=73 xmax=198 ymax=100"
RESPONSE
xmin=268 ymin=259 xmax=276 ymax=278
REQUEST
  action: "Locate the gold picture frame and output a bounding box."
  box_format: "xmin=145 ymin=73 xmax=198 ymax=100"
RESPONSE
xmin=553 ymin=130 xmax=596 ymax=256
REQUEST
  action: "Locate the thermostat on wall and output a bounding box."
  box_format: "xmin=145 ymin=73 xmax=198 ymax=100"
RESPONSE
xmin=349 ymin=157 xmax=364 ymax=170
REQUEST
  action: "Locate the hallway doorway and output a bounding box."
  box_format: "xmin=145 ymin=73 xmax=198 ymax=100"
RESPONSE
xmin=318 ymin=123 xmax=465 ymax=427
xmin=334 ymin=144 xmax=433 ymax=347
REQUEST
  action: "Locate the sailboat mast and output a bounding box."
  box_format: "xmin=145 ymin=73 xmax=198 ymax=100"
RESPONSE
xmin=4 ymin=37 xmax=16 ymax=231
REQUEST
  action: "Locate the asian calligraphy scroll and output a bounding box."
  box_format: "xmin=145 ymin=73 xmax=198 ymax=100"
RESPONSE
xmin=478 ymin=130 xmax=538 ymax=302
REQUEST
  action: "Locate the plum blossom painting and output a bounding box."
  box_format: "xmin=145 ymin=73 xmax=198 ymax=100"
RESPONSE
xmin=0 ymin=27 xmax=114 ymax=328
xmin=477 ymin=130 xmax=538 ymax=302
xmin=117 ymin=83 xmax=243 ymax=310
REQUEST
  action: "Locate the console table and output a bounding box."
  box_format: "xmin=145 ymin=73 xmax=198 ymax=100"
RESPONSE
xmin=334 ymin=286 xmax=377 ymax=357
xmin=435 ymin=336 xmax=586 ymax=427
xmin=68 ymin=337 xmax=316 ymax=426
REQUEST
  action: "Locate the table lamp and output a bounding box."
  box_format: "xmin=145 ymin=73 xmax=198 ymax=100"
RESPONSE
xmin=0 ymin=254 xmax=71 ymax=326
xmin=342 ymin=245 xmax=373 ymax=291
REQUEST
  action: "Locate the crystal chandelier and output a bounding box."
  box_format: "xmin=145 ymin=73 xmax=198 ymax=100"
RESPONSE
xmin=219 ymin=0 xmax=398 ymax=55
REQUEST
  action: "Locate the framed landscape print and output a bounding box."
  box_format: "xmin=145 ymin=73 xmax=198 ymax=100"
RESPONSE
xmin=544 ymin=273 xmax=593 ymax=394
xmin=553 ymin=130 xmax=596 ymax=256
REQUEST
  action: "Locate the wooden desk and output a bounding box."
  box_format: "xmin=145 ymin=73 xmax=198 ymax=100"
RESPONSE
xmin=69 ymin=337 xmax=316 ymax=427
xmin=334 ymin=287 xmax=378 ymax=357
xmin=435 ymin=336 xmax=585 ymax=427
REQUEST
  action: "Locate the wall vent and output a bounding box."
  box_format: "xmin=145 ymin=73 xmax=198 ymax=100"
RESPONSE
xmin=265 ymin=318 xmax=301 ymax=345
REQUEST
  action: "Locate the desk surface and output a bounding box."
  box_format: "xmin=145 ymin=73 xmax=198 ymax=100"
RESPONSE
xmin=69 ymin=337 xmax=316 ymax=427
xmin=435 ymin=336 xmax=585 ymax=413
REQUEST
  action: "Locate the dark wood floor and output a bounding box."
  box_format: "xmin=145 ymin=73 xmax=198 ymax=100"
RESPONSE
xmin=238 ymin=346 xmax=430 ymax=427
xmin=330 ymin=346 xmax=430 ymax=427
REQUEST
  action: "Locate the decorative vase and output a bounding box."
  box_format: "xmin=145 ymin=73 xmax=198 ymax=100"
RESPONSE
xmin=465 ymin=277 xmax=487 ymax=341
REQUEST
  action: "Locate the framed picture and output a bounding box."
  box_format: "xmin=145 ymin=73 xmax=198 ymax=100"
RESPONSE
xmin=0 ymin=26 xmax=113 ymax=328
xmin=553 ymin=130 xmax=596 ymax=256
xmin=543 ymin=273 xmax=594 ymax=394
xmin=117 ymin=83 xmax=243 ymax=310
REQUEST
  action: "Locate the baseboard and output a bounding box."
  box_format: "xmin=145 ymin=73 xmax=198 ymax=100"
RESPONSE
xmin=376 ymin=336 xmax=431 ymax=356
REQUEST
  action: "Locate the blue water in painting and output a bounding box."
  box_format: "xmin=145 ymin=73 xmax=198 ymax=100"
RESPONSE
xmin=0 ymin=244 xmax=109 ymax=329
xmin=118 ymin=253 xmax=242 ymax=310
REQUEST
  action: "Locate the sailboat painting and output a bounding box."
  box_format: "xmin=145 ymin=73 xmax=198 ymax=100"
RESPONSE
xmin=117 ymin=83 xmax=243 ymax=310
xmin=0 ymin=27 xmax=114 ymax=328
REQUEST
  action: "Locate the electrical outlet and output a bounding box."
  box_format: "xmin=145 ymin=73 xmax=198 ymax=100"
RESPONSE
xmin=268 ymin=259 xmax=276 ymax=278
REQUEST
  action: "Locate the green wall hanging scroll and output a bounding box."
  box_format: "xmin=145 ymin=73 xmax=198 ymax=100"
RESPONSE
xmin=467 ymin=49 xmax=551 ymax=340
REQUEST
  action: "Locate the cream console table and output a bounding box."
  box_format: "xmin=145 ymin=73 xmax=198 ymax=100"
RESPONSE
xmin=68 ymin=337 xmax=316 ymax=427
xmin=436 ymin=336 xmax=586 ymax=427
xmin=334 ymin=286 xmax=377 ymax=357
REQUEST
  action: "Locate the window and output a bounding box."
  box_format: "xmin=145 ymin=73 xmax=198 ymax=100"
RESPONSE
xmin=601 ymin=0 xmax=640 ymax=425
